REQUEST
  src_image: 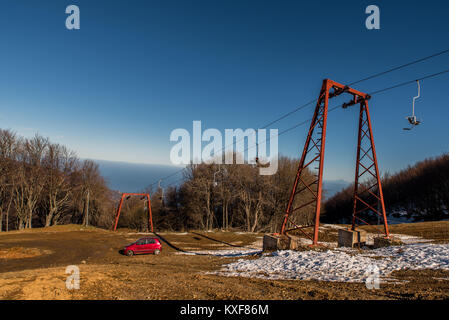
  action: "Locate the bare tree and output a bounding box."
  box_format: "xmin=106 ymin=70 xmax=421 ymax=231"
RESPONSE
xmin=0 ymin=129 xmax=18 ymax=231
xmin=78 ymin=160 xmax=108 ymax=226
xmin=12 ymin=135 xmax=48 ymax=229
xmin=43 ymin=143 xmax=77 ymax=226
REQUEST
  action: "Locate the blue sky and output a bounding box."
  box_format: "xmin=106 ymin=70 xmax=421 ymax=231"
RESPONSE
xmin=0 ymin=0 xmax=448 ymax=182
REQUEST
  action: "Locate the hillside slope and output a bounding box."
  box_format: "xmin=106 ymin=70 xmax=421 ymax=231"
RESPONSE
xmin=323 ymin=154 xmax=449 ymax=224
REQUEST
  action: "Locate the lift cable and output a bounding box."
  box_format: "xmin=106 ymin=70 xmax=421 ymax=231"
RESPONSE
xmin=149 ymin=67 xmax=449 ymax=188
xmin=264 ymin=48 xmax=449 ymax=129
xmin=368 ymin=68 xmax=449 ymax=95
xmin=153 ymin=103 xmax=344 ymax=189
xmin=241 ymin=68 xmax=449 ymax=155
xmin=158 ymin=72 xmax=444 ymax=190
xmin=147 ymin=169 xmax=185 ymax=188
xmin=147 ymin=62 xmax=449 ymax=188
xmin=204 ymin=50 xmax=449 ymax=159
xmin=349 ymin=48 xmax=449 ymax=86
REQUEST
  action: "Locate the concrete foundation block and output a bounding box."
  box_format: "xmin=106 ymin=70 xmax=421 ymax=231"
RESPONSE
xmin=373 ymin=236 xmax=402 ymax=248
xmin=263 ymin=234 xmax=291 ymax=251
xmin=288 ymin=235 xmax=303 ymax=250
xmin=338 ymin=229 xmax=367 ymax=248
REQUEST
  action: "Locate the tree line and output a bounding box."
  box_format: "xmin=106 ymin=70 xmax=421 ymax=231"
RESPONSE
xmin=323 ymin=153 xmax=449 ymax=224
xmin=118 ymin=156 xmax=317 ymax=233
xmin=0 ymin=129 xmax=115 ymax=232
xmin=3 ymin=126 xmax=446 ymax=233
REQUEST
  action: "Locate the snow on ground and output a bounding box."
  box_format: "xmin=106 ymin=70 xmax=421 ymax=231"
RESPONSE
xmin=197 ymin=227 xmax=447 ymax=283
xmin=157 ymin=232 xmax=189 ymax=235
xmin=126 ymin=232 xmax=153 ymax=235
xmin=320 ymin=224 xmax=433 ymax=245
xmin=177 ymin=238 xmax=263 ymax=257
xmin=212 ymin=243 xmax=449 ymax=283
xmin=390 ymin=233 xmax=433 ymax=244
xmin=179 ymin=248 xmax=262 ymax=257
xmin=140 ymin=227 xmax=447 ymax=283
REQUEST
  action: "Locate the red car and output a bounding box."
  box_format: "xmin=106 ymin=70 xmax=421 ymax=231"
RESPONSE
xmin=123 ymin=237 xmax=162 ymax=256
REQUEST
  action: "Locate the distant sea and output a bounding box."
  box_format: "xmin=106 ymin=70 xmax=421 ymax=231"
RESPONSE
xmin=95 ymin=159 xmax=349 ymax=197
xmin=94 ymin=159 xmax=184 ymax=193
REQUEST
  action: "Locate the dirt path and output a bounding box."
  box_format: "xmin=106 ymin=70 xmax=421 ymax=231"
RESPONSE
xmin=0 ymin=230 xmax=125 ymax=273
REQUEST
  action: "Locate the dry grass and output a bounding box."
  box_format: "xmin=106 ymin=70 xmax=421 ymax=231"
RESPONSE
xmin=356 ymin=221 xmax=449 ymax=243
xmin=0 ymin=247 xmax=52 ymax=259
xmin=288 ymin=227 xmax=339 ymax=243
xmin=0 ymin=224 xmax=108 ymax=235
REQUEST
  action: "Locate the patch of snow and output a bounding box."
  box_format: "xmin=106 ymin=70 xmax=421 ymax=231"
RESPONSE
xmin=212 ymin=243 xmax=449 ymax=283
xmin=177 ymin=239 xmax=263 ymax=257
xmin=391 ymin=233 xmax=433 ymax=244
xmin=235 ymin=232 xmax=258 ymax=235
xmin=321 ymin=224 xmax=346 ymax=230
xmin=320 ymin=226 xmax=433 ymax=246
xmin=157 ymin=232 xmax=189 ymax=235
xmin=387 ymin=215 xmax=416 ymax=225
xmin=290 ymin=236 xmax=338 ymax=248
xmin=178 ymin=248 xmax=262 ymax=257
xmin=433 ymin=277 xmax=449 ymax=281
xmin=126 ymin=232 xmax=153 ymax=235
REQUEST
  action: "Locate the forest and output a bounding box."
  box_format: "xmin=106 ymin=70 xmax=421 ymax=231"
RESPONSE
xmin=0 ymin=129 xmax=115 ymax=231
xmin=1 ymin=128 xmax=447 ymax=233
xmin=323 ymin=153 xmax=449 ymax=224
xmin=119 ymin=156 xmax=316 ymax=233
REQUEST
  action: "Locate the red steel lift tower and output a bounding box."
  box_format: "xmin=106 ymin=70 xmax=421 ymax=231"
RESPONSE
xmin=280 ymin=79 xmax=389 ymax=245
xmin=113 ymin=193 xmax=154 ymax=232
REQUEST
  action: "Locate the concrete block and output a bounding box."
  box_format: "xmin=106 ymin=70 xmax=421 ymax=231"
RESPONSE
xmin=288 ymin=235 xmax=303 ymax=250
xmin=263 ymin=234 xmax=291 ymax=251
xmin=338 ymin=229 xmax=367 ymax=248
xmin=358 ymin=230 xmax=367 ymax=243
xmin=373 ymin=236 xmax=402 ymax=248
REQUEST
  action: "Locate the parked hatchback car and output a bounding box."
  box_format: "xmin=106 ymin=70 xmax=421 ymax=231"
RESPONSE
xmin=123 ymin=237 xmax=162 ymax=256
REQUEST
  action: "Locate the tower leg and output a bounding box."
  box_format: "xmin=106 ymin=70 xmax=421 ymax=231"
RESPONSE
xmin=281 ymin=79 xmax=330 ymax=245
xmin=147 ymin=194 xmax=154 ymax=233
xmin=280 ymin=79 xmax=388 ymax=246
xmin=113 ymin=195 xmax=125 ymax=231
xmin=352 ymin=100 xmax=389 ymax=236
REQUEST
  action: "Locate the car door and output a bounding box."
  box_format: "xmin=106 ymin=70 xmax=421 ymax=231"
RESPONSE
xmin=143 ymin=238 xmax=153 ymax=253
xmin=147 ymin=238 xmax=157 ymax=252
xmin=135 ymin=239 xmax=146 ymax=253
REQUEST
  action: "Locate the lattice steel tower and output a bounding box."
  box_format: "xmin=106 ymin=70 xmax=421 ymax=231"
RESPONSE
xmin=280 ymin=79 xmax=389 ymax=245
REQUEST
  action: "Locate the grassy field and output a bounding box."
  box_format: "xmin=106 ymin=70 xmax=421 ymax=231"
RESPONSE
xmin=0 ymin=222 xmax=448 ymax=300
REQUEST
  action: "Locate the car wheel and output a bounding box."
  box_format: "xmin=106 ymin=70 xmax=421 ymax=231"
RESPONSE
xmin=153 ymin=249 xmax=160 ymax=255
xmin=126 ymin=250 xmax=134 ymax=257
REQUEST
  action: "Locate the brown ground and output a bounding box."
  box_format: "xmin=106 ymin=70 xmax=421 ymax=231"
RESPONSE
xmin=0 ymin=222 xmax=448 ymax=300
xmin=0 ymin=247 xmax=53 ymax=259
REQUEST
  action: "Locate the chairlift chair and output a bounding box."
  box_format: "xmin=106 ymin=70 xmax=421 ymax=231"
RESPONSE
xmin=255 ymin=141 xmax=260 ymax=165
xmin=403 ymin=80 xmax=422 ymax=130
xmin=158 ymin=179 xmax=164 ymax=201
xmin=213 ymin=167 xmax=221 ymax=187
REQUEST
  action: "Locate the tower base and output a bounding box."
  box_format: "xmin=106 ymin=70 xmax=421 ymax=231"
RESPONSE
xmin=338 ymin=228 xmax=367 ymax=248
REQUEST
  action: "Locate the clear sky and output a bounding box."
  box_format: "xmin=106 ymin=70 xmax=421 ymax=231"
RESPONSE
xmin=0 ymin=0 xmax=448 ymax=182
